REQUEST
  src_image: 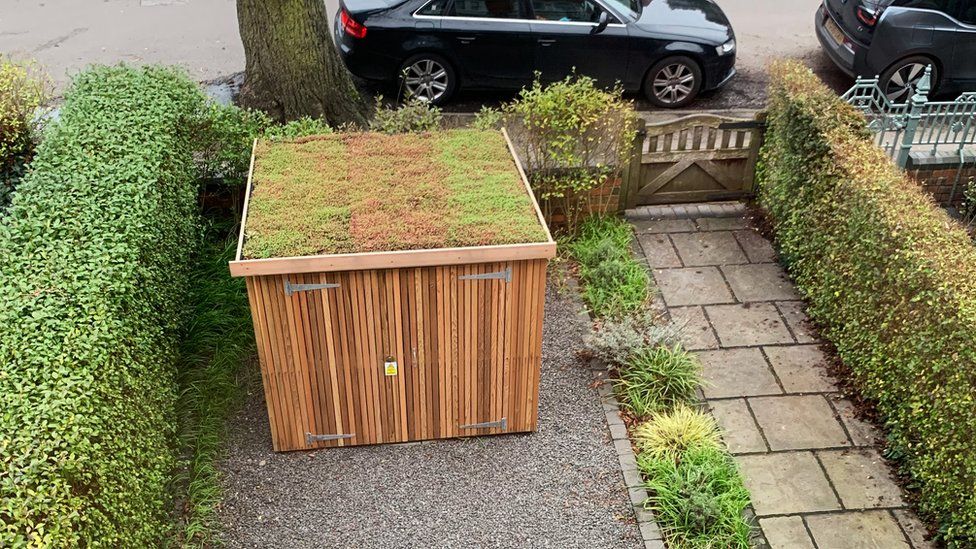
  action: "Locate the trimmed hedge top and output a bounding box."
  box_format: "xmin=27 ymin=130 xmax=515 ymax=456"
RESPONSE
xmin=761 ymin=60 xmax=976 ymax=546
xmin=0 ymin=65 xmax=202 ymax=546
xmin=241 ymin=129 xmax=549 ymax=259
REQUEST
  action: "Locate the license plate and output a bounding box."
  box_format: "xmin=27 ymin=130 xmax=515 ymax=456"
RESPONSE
xmin=824 ymin=16 xmax=846 ymax=46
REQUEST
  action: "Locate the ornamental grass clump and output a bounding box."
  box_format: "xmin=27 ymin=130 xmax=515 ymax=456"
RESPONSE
xmin=616 ymin=346 xmax=702 ymax=418
xmin=761 ymin=59 xmax=976 ymax=546
xmin=633 ymin=405 xmax=722 ymax=462
xmin=0 ymin=65 xmax=204 ymax=547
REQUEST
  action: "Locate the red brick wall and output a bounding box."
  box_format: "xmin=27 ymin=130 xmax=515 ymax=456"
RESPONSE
xmin=907 ymin=164 xmax=976 ymax=208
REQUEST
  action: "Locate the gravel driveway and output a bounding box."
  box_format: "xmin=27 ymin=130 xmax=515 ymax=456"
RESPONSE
xmin=217 ymin=284 xmax=641 ymax=549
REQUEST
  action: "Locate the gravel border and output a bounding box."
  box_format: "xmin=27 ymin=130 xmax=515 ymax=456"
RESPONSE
xmin=217 ymin=283 xmax=643 ymax=548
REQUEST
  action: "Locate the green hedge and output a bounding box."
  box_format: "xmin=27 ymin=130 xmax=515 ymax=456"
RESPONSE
xmin=0 ymin=66 xmax=204 ymax=546
xmin=760 ymin=60 xmax=976 ymax=546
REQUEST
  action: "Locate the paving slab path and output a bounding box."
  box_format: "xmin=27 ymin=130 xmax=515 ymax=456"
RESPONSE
xmin=627 ymin=203 xmax=935 ymax=549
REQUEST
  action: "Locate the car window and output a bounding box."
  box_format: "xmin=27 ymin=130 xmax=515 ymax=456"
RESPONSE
xmin=450 ymin=0 xmax=524 ymax=18
xmin=417 ymin=0 xmax=449 ymax=15
xmin=531 ymin=0 xmax=612 ymax=22
xmin=957 ymin=0 xmax=976 ymax=23
xmin=892 ymin=0 xmax=956 ymax=14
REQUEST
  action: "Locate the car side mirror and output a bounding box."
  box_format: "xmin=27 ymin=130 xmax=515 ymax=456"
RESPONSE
xmin=592 ymin=11 xmax=609 ymax=34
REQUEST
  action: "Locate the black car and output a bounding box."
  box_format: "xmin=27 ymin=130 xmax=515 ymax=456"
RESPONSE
xmin=816 ymin=0 xmax=976 ymax=102
xmin=335 ymin=0 xmax=737 ymax=107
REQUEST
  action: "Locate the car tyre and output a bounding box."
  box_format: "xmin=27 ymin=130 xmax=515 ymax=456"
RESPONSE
xmin=398 ymin=53 xmax=458 ymax=106
xmin=643 ymin=56 xmax=703 ymax=109
xmin=879 ymin=56 xmax=938 ymax=103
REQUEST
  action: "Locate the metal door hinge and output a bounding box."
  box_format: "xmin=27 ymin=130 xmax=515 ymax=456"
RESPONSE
xmin=306 ymin=432 xmax=355 ymax=444
xmin=284 ymin=278 xmax=340 ymax=296
xmin=459 ymin=267 xmax=511 ymax=283
xmin=459 ymin=417 xmax=507 ymax=431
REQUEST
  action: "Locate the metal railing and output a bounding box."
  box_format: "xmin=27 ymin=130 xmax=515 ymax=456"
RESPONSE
xmin=842 ymin=66 xmax=976 ymax=169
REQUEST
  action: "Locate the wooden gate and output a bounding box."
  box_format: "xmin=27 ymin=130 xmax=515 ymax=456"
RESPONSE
xmin=619 ymin=114 xmax=766 ymax=207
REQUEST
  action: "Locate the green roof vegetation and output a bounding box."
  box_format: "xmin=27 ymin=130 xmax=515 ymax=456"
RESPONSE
xmin=242 ymin=129 xmax=549 ymax=259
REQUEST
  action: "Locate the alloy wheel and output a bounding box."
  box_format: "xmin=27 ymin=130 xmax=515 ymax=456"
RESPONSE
xmin=884 ymin=62 xmax=927 ymax=103
xmin=402 ymin=59 xmax=449 ymax=103
xmin=652 ymin=63 xmax=696 ymax=106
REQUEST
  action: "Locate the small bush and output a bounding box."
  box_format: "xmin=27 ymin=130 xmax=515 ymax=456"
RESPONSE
xmin=472 ymin=105 xmax=502 ymax=130
xmin=500 ymin=74 xmax=637 ymax=232
xmin=639 ymin=444 xmax=752 ymax=549
xmin=616 ymin=346 xmax=701 ymax=417
xmin=588 ymin=311 xmax=680 ymax=367
xmin=0 ymin=56 xmax=49 ymax=207
xmin=370 ymin=96 xmax=442 ymax=134
xmin=633 ymin=406 xmax=722 ymax=462
xmin=0 ymin=65 xmax=204 ymax=546
xmin=567 ymin=215 xmax=650 ymax=316
xmin=761 ymin=60 xmax=976 ymax=545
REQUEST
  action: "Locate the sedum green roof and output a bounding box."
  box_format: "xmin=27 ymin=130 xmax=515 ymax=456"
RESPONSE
xmin=241 ymin=129 xmax=549 ymax=259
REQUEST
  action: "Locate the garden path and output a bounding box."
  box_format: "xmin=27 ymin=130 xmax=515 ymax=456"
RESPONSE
xmin=627 ymin=202 xmax=934 ymax=549
xmin=216 ymin=286 xmax=643 ymax=548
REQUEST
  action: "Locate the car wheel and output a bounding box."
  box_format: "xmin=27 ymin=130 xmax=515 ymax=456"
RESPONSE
xmin=879 ymin=56 xmax=938 ymax=103
xmin=398 ymin=54 xmax=457 ymax=105
xmin=644 ymin=56 xmax=703 ymax=109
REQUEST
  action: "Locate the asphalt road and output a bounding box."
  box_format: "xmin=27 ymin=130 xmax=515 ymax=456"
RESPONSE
xmin=0 ymin=0 xmax=851 ymax=110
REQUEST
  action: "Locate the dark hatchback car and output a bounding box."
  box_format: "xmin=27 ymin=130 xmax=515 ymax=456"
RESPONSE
xmin=816 ymin=0 xmax=976 ymax=101
xmin=335 ymin=0 xmax=737 ymax=107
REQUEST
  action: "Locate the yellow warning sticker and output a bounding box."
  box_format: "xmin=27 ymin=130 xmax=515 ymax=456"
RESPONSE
xmin=384 ymin=357 xmax=398 ymax=376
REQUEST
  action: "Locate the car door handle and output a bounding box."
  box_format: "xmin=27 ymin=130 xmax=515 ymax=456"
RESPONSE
xmin=537 ymin=38 xmax=556 ymax=46
xmin=457 ymin=36 xmax=476 ymax=44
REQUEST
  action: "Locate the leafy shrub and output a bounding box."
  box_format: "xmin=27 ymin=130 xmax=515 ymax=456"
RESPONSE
xmin=616 ymin=346 xmax=701 ymax=418
xmin=639 ymin=444 xmax=752 ymax=549
xmin=567 ymin=215 xmax=650 ymax=316
xmin=370 ymin=96 xmax=442 ymax=134
xmin=760 ymin=60 xmax=976 ymax=546
xmin=0 ymin=65 xmax=204 ymax=546
xmin=0 ymin=56 xmax=49 ymax=207
xmin=633 ymin=405 xmax=722 ymax=462
xmin=501 ymin=74 xmax=637 ymax=231
xmin=472 ymin=105 xmax=503 ymax=130
xmin=588 ymin=311 xmax=680 ymax=367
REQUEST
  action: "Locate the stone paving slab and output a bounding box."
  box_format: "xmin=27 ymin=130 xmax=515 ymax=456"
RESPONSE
xmin=722 ymin=264 xmax=800 ymax=302
xmin=708 ymin=399 xmax=767 ymax=454
xmin=894 ymin=510 xmax=937 ymax=549
xmin=749 ymin=395 xmax=850 ymax=451
xmin=830 ymin=398 xmax=879 ymax=447
xmin=669 ymin=231 xmax=747 ymax=266
xmin=654 ymin=267 xmax=734 ymax=307
xmin=734 ymin=229 xmax=778 ymax=263
xmin=695 ymin=217 xmax=750 ymax=231
xmin=736 ymin=452 xmax=841 ymax=515
xmin=774 ymin=301 xmax=819 ymax=344
xmin=631 ymin=218 xmax=696 ymax=234
xmin=759 ymin=516 xmax=816 ymax=549
xmin=763 ymin=345 xmax=836 ymax=394
xmin=669 ymin=306 xmax=719 ymax=351
xmin=805 ymin=511 xmax=911 ymax=548
xmin=818 ymin=449 xmax=905 ymax=509
xmin=706 ymin=303 xmax=795 ymax=347
xmin=698 ymin=348 xmax=781 ymax=398
xmin=637 ymin=234 xmax=682 ymax=269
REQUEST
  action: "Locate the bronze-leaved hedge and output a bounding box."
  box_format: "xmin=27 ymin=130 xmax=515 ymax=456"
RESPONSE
xmin=0 ymin=66 xmax=204 ymax=546
xmin=759 ymin=60 xmax=976 ymax=546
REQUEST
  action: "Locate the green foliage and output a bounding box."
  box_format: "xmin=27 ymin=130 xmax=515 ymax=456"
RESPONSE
xmin=173 ymin=226 xmax=255 ymax=547
xmin=370 ymin=96 xmax=442 ymax=134
xmin=472 ymin=105 xmax=502 ymax=130
xmin=587 ymin=311 xmax=680 ymax=367
xmin=639 ymin=444 xmax=752 ymax=549
xmin=567 ymin=215 xmax=650 ymax=316
xmin=616 ymin=346 xmax=701 ymax=418
xmin=0 ymin=65 xmax=205 ymax=547
xmin=501 ymin=74 xmax=637 ymax=231
xmin=0 ymin=56 xmax=49 ymax=208
xmin=760 ymin=60 xmax=976 ymax=546
xmin=633 ymin=406 xmax=722 ymax=462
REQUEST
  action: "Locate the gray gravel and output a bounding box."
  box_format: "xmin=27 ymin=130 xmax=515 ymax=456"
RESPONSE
xmin=216 ymin=284 xmax=642 ymax=549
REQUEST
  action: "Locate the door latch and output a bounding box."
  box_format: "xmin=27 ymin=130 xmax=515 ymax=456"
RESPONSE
xmin=306 ymin=432 xmax=355 ymax=444
xmin=459 ymin=267 xmax=511 ymax=283
xmin=284 ymin=278 xmax=340 ymax=296
xmin=459 ymin=417 xmax=507 ymax=431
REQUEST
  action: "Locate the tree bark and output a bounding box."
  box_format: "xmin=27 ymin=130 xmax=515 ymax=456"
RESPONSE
xmin=237 ymin=0 xmax=368 ymax=126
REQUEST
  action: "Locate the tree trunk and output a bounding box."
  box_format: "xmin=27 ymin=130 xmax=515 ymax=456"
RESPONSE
xmin=237 ymin=0 xmax=368 ymax=126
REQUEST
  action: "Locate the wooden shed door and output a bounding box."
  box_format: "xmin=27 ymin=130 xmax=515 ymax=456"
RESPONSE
xmin=453 ymin=262 xmax=512 ymax=437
